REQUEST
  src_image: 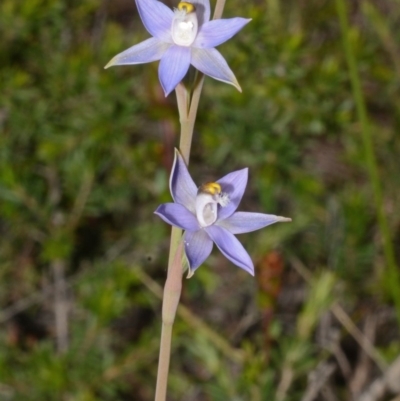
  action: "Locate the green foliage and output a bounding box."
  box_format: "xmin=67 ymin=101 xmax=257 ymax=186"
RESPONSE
xmin=1 ymin=0 xmax=399 ymax=400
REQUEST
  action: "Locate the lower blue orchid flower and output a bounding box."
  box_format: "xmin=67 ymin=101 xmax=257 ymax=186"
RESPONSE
xmin=105 ymin=0 xmax=250 ymax=96
xmin=155 ymin=150 xmax=291 ymax=277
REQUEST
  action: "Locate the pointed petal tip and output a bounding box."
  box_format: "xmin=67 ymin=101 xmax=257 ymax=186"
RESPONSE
xmin=231 ymin=79 xmax=242 ymax=92
xmin=278 ymin=217 xmax=292 ymax=222
xmin=186 ymin=269 xmax=195 ymax=279
xmin=241 ymin=263 xmax=255 ymax=276
xmin=246 ymin=261 xmax=255 ymax=276
xmin=160 ymin=83 xmax=178 ymax=97
xmin=228 ymin=70 xmax=242 ymax=92
xmin=163 ymin=87 xmax=174 ymax=97
xmin=233 ymin=79 xmax=242 ymax=92
xmin=104 ymin=58 xmax=117 ymax=69
xmin=160 ymin=79 xmax=173 ymax=96
xmin=173 ymin=148 xmax=182 ymax=162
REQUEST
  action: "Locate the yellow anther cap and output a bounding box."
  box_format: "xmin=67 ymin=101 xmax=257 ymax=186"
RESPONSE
xmin=199 ymin=182 xmax=222 ymax=195
xmin=177 ymin=1 xmax=196 ymax=13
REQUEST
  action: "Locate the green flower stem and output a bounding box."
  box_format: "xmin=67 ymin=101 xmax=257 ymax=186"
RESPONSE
xmin=154 ymin=241 xmax=183 ymax=401
xmin=154 ymin=74 xmax=206 ymax=401
xmin=154 ymin=2 xmax=227 ymax=400
xmin=335 ymin=0 xmax=400 ymax=325
xmin=213 ymin=0 xmax=226 ymax=19
xmin=177 ymin=75 xmax=205 ymax=165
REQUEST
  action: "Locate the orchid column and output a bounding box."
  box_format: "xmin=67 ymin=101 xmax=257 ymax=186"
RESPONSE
xmin=105 ymin=1 xmax=290 ymax=400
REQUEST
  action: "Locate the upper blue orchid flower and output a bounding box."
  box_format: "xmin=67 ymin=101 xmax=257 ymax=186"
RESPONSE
xmin=155 ymin=150 xmax=291 ymax=277
xmin=105 ymin=0 xmax=250 ymax=96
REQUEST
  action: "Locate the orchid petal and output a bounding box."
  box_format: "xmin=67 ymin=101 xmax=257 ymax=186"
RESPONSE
xmin=217 ymin=212 xmax=292 ymax=234
xmin=105 ymin=38 xmax=169 ymax=68
xmin=191 ymin=47 xmax=241 ymax=91
xmin=135 ymin=0 xmax=173 ymax=42
xmin=192 ymin=0 xmax=211 ymax=27
xmin=159 ymin=45 xmax=191 ymax=96
xmin=170 ymin=149 xmax=197 ymax=213
xmin=193 ymin=18 xmax=251 ymax=49
xmin=154 ymin=203 xmax=199 ymax=231
xmin=216 ymin=168 xmax=248 ymax=220
xmin=184 ymin=230 xmax=213 ymax=275
xmin=206 ymin=225 xmax=254 ymax=275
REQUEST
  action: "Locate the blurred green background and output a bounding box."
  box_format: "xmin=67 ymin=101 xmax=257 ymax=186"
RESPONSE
xmin=1 ymin=0 xmax=399 ymax=400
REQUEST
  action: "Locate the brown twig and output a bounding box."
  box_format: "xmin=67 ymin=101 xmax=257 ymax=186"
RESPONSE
xmin=357 ymin=355 xmax=400 ymax=401
xmin=350 ymin=315 xmax=377 ymax=396
xmin=290 ymin=256 xmax=387 ymax=372
xmin=53 ymin=259 xmax=69 ymax=354
xmin=301 ymin=362 xmax=336 ymax=401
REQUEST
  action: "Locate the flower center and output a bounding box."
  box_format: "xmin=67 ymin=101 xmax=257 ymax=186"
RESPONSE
xmin=171 ymin=2 xmax=198 ymax=47
xmin=195 ymin=182 xmax=230 ymax=228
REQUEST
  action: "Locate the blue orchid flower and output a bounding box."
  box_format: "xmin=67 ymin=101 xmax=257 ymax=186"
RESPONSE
xmin=155 ymin=150 xmax=291 ymax=277
xmin=105 ymin=0 xmax=250 ymax=96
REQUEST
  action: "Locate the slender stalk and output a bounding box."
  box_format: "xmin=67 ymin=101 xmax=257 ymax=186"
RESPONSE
xmin=175 ymin=82 xmax=189 ymax=125
xmin=187 ymin=75 xmax=205 ymax=133
xmin=154 ymin=242 xmax=183 ymax=401
xmin=156 ymin=74 xmax=208 ymax=399
xmin=213 ymin=0 xmax=226 ymax=19
xmin=156 ymin=68 xmax=206 ymax=400
xmin=176 ymin=73 xmax=205 ymax=164
xmin=335 ymin=0 xmax=400 ymax=325
xmin=154 ymin=1 xmax=229 ymax=399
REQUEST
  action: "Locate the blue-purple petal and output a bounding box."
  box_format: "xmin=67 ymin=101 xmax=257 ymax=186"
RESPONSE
xmin=184 ymin=230 xmax=213 ymax=275
xmin=170 ymin=149 xmax=197 ymax=213
xmin=105 ymin=38 xmax=169 ymax=68
xmin=191 ymin=47 xmax=241 ymax=91
xmin=217 ymin=212 xmax=291 ymax=234
xmin=136 ymin=0 xmax=173 ymax=43
xmin=193 ymin=18 xmax=251 ymax=49
xmin=192 ymin=0 xmax=211 ymax=27
xmin=154 ymin=203 xmax=199 ymax=231
xmin=216 ymin=168 xmax=248 ymax=220
xmin=159 ymin=45 xmax=191 ymax=96
xmin=206 ymin=225 xmax=254 ymax=275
